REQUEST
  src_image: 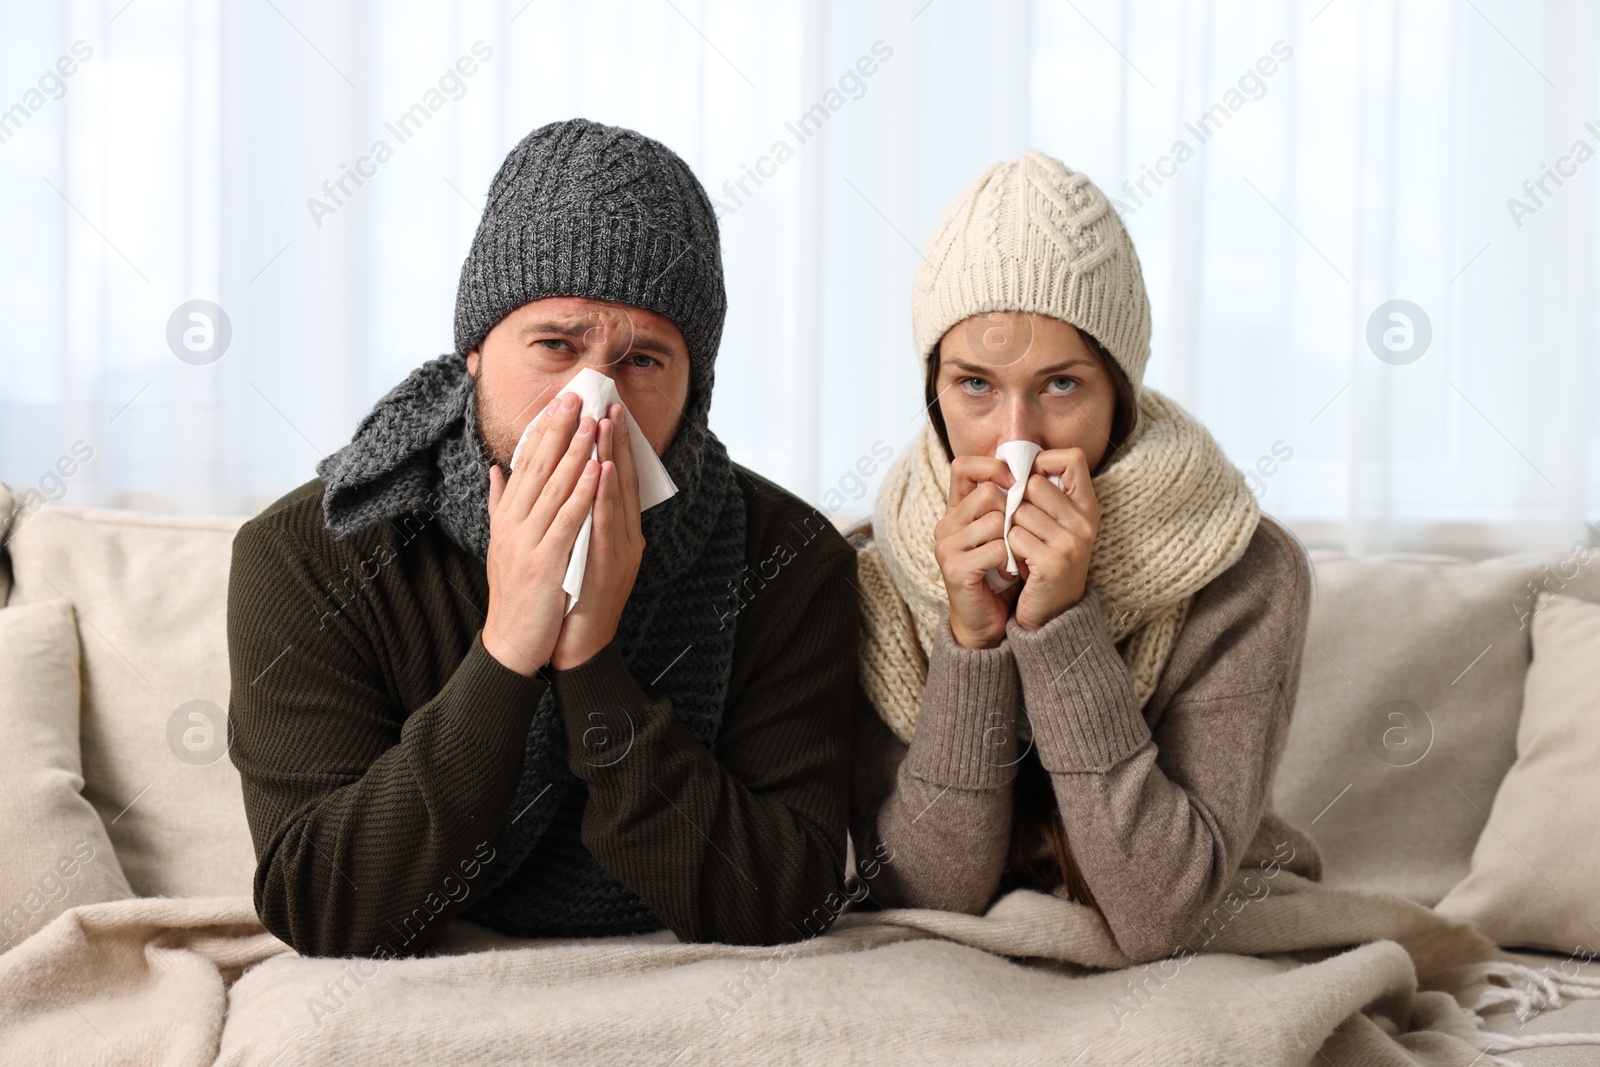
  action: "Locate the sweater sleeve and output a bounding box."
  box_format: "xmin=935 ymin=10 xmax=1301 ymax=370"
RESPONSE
xmin=848 ymin=614 xmax=1023 ymax=914
xmin=1005 ymin=539 xmax=1312 ymax=963
xmin=227 ymin=520 xmax=548 ymax=959
xmin=546 ymin=541 xmax=858 ymax=946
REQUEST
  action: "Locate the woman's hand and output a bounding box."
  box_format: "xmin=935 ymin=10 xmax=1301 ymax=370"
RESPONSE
xmin=550 ymin=403 xmax=645 ymax=670
xmin=933 ymin=455 xmax=1017 ymax=649
xmin=1008 ymin=447 xmax=1100 ymax=630
xmin=483 ymin=392 xmax=602 ymax=677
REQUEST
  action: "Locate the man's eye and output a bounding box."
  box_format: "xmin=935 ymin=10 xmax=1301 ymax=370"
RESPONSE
xmin=628 ymin=353 xmax=659 ymax=369
xmin=535 ymin=338 xmax=570 ymax=351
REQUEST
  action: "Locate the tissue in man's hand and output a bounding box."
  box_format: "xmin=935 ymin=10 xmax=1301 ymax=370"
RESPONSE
xmin=983 ymin=440 xmax=1064 ymax=594
xmin=508 ymin=367 xmax=678 ymax=614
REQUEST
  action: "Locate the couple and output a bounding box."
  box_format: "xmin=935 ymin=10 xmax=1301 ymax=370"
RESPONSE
xmin=226 ymin=118 xmax=1321 ymax=964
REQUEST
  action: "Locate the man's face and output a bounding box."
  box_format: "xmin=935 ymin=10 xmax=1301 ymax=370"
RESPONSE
xmin=466 ymin=296 xmax=692 ymax=470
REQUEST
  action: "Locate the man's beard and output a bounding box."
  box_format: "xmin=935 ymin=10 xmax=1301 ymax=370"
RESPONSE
xmin=472 ymin=370 xmax=520 ymax=472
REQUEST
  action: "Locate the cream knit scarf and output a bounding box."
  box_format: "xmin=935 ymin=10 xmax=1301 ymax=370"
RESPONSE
xmin=858 ymin=387 xmax=1261 ymax=745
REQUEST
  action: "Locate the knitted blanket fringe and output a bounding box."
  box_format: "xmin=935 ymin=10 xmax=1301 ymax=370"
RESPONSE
xmin=1457 ymin=960 xmax=1600 ymax=1058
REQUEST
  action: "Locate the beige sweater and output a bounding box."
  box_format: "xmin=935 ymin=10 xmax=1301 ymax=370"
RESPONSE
xmin=848 ymin=516 xmax=1323 ymax=963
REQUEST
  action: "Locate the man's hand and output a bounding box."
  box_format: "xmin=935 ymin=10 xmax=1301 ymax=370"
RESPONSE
xmin=1008 ymin=446 xmax=1100 ymax=631
xmin=933 ymin=455 xmax=1018 ymax=649
xmin=551 ymin=402 xmax=645 ymax=670
xmin=482 ymin=392 xmax=601 ymax=676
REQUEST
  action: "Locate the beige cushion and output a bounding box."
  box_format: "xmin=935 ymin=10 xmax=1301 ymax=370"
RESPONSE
xmin=1434 ymin=593 xmax=1600 ymax=951
xmin=0 ymin=598 xmax=134 ymax=951
xmin=1273 ymin=550 xmax=1554 ymax=906
xmin=5 ymin=503 xmax=256 ymax=899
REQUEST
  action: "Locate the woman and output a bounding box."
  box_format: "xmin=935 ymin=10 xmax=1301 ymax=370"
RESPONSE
xmin=848 ymin=150 xmax=1322 ymax=964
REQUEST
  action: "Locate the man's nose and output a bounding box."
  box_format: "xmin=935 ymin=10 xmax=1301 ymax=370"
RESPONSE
xmin=581 ymin=316 xmax=634 ymax=374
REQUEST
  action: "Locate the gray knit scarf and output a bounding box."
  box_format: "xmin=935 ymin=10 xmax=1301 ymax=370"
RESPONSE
xmin=315 ymin=350 xmax=747 ymax=937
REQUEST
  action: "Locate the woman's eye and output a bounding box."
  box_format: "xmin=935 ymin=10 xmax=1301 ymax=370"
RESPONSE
xmin=1045 ymin=376 xmax=1078 ymax=394
xmin=960 ymin=377 xmax=991 ymax=394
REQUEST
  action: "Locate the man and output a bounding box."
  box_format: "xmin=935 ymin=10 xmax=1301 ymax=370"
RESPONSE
xmin=227 ymin=118 xmax=858 ymax=959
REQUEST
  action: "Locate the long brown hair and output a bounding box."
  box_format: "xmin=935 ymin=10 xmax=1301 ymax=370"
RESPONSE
xmin=923 ymin=321 xmax=1138 ymax=909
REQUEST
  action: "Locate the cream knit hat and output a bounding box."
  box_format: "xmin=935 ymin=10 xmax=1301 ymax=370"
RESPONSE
xmin=864 ymin=150 xmax=1260 ymax=738
xmin=911 ymin=150 xmax=1152 ymax=389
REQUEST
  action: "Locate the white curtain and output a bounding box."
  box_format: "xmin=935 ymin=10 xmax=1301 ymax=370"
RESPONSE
xmin=2 ymin=0 xmax=1597 ymax=557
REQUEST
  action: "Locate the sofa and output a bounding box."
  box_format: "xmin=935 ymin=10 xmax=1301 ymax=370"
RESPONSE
xmin=3 ymin=479 xmax=1600 ymax=1066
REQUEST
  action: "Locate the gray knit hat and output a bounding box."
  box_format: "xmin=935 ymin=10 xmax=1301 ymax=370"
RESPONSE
xmin=453 ymin=118 xmax=726 ymax=412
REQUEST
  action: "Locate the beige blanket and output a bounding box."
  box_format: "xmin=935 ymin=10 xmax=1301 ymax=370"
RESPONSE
xmin=1 ymin=867 xmax=1595 ymax=1066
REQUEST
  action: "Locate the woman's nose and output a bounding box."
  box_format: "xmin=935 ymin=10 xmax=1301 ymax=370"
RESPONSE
xmin=1002 ymin=398 xmax=1038 ymax=444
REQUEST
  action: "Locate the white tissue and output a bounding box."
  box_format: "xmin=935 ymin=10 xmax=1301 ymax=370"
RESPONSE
xmin=508 ymin=367 xmax=679 ymax=614
xmin=983 ymin=440 xmax=1064 ymax=594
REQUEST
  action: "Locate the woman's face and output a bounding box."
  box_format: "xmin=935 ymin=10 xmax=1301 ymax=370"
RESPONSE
xmin=934 ymin=311 xmax=1119 ymax=470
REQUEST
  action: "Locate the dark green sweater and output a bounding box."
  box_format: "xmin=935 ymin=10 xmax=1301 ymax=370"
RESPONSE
xmin=226 ymin=466 xmax=857 ymax=958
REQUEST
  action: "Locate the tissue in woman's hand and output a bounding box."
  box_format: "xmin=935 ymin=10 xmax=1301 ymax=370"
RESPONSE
xmin=508 ymin=367 xmax=679 ymax=614
xmin=983 ymin=439 xmax=1064 ymax=594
